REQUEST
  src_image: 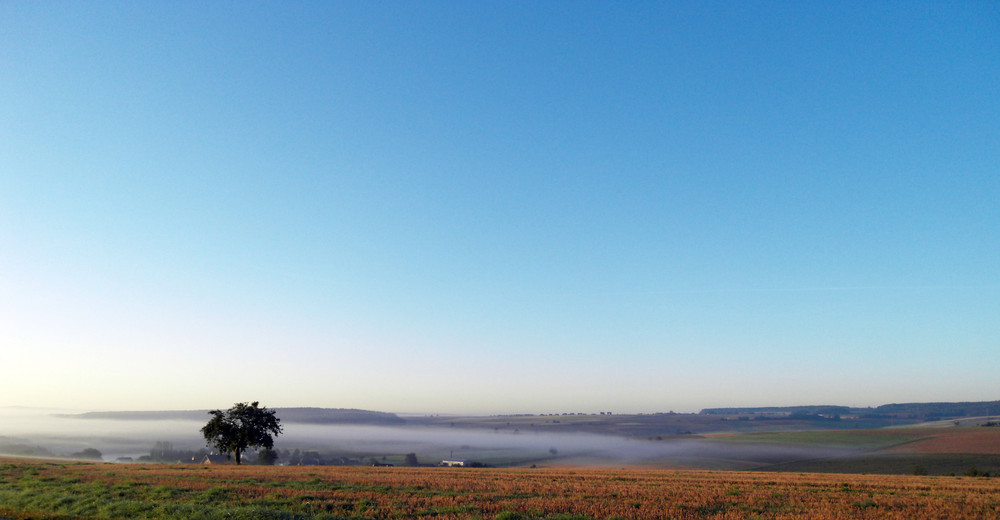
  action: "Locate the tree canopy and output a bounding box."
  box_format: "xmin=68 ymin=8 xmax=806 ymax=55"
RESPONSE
xmin=70 ymin=448 xmax=103 ymax=460
xmin=200 ymin=401 xmax=282 ymax=465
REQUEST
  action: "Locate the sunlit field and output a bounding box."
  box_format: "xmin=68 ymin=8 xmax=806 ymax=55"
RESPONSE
xmin=2 ymin=457 xmax=998 ymax=519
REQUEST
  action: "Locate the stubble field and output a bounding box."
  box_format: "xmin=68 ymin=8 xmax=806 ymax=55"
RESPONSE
xmin=1 ymin=457 xmax=998 ymax=519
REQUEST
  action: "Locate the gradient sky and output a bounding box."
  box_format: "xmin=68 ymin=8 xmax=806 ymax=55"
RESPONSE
xmin=2 ymin=1 xmax=998 ymax=414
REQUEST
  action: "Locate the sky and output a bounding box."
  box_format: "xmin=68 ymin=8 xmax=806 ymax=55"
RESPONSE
xmin=2 ymin=1 xmax=998 ymax=415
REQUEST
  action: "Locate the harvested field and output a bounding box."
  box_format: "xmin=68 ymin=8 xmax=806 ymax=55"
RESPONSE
xmin=1 ymin=456 xmax=998 ymax=519
xmin=885 ymin=428 xmax=1000 ymax=454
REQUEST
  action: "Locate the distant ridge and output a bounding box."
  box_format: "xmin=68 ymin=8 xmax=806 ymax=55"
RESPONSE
xmin=59 ymin=408 xmax=405 ymax=425
xmin=273 ymin=408 xmax=405 ymax=425
xmin=56 ymin=410 xmax=207 ymax=421
xmin=700 ymin=400 xmax=1000 ymax=419
xmin=873 ymin=401 xmax=1000 ymax=419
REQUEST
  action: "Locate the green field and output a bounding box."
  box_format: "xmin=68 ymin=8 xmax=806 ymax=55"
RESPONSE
xmin=703 ymin=429 xmax=929 ymax=449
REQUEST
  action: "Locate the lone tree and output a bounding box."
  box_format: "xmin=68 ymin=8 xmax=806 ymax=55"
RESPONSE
xmin=201 ymin=401 xmax=282 ymax=465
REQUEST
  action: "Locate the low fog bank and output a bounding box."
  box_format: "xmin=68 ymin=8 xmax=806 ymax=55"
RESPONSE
xmin=0 ymin=408 xmax=858 ymax=468
xmin=281 ymin=423 xmax=856 ymax=468
xmin=0 ymin=407 xmax=204 ymax=461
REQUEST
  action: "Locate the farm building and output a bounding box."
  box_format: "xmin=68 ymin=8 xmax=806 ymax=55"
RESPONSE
xmin=440 ymin=460 xmax=468 ymax=467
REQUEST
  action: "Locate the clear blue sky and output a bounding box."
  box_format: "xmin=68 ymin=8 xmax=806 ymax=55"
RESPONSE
xmin=2 ymin=1 xmax=998 ymax=414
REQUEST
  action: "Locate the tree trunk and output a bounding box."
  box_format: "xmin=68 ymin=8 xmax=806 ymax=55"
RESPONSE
xmin=234 ymin=448 xmax=242 ymax=465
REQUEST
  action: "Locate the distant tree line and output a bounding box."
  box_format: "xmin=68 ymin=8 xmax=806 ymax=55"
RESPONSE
xmin=702 ymin=406 xmax=851 ymax=416
xmin=70 ymin=448 xmax=103 ymax=460
xmin=0 ymin=439 xmax=56 ymax=458
xmin=138 ymin=441 xmax=208 ymax=463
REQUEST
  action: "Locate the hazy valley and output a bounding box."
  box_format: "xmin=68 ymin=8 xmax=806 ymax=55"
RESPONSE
xmin=3 ymin=401 xmax=999 ymax=476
